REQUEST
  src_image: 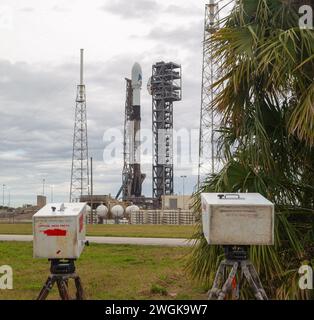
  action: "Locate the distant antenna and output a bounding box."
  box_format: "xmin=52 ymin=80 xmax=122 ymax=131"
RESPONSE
xmin=198 ymin=1 xmax=221 ymax=186
xmin=70 ymin=49 xmax=89 ymax=202
xmin=42 ymin=178 xmax=45 ymax=196
xmin=80 ymin=48 xmax=84 ymax=85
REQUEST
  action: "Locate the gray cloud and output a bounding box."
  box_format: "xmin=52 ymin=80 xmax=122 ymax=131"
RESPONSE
xmin=144 ymin=21 xmax=203 ymax=48
xmin=19 ymin=7 xmax=35 ymax=13
xmin=102 ymin=0 xmax=158 ymax=19
xmin=51 ymin=5 xmax=71 ymax=12
xmin=165 ymin=4 xmax=201 ymax=16
xmin=102 ymin=1 xmax=201 ymax=22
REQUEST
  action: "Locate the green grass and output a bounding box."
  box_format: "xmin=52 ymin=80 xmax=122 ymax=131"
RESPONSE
xmin=150 ymin=284 xmax=168 ymax=296
xmin=0 ymin=224 xmax=195 ymax=239
xmin=0 ymin=241 xmax=207 ymax=300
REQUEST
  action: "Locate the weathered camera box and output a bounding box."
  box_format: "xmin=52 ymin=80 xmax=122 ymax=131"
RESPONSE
xmin=33 ymin=203 xmax=87 ymax=259
xmin=201 ymin=193 xmax=274 ymax=245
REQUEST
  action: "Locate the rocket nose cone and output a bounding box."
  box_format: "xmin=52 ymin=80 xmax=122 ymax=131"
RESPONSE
xmin=132 ymin=62 xmax=142 ymax=87
xmin=132 ymin=62 xmax=142 ymax=75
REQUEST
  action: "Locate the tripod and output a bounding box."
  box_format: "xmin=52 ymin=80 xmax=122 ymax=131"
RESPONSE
xmin=37 ymin=259 xmax=85 ymax=300
xmin=208 ymin=246 xmax=268 ymax=300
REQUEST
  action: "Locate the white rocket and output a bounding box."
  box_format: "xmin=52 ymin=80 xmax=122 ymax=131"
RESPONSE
xmin=129 ymin=62 xmax=145 ymax=197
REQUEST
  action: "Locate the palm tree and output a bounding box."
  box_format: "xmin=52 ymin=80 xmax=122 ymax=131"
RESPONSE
xmin=187 ymin=0 xmax=314 ymax=299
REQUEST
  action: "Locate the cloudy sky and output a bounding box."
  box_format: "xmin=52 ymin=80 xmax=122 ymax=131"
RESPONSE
xmin=0 ymin=0 xmax=233 ymax=207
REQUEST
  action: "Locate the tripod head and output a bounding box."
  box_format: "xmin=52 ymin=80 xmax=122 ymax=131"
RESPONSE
xmin=37 ymin=259 xmax=84 ymax=300
xmin=223 ymin=245 xmax=249 ymax=261
xmin=49 ymin=259 xmax=76 ymax=275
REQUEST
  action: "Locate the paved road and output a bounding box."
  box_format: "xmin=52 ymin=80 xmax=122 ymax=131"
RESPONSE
xmin=0 ymin=234 xmax=193 ymax=247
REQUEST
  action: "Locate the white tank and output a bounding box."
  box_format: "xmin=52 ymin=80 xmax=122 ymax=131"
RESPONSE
xmin=86 ymin=205 xmax=91 ymax=213
xmin=96 ymin=204 xmax=108 ymax=219
xmin=111 ymin=205 xmax=124 ymax=218
xmin=126 ymin=205 xmax=140 ymax=215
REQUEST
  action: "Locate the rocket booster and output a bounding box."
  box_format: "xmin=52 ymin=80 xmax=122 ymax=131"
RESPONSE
xmin=130 ymin=62 xmax=142 ymax=165
xmin=129 ymin=62 xmax=145 ymax=197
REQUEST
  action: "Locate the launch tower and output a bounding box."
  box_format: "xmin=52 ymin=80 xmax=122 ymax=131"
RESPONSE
xmin=151 ymin=61 xmax=182 ymax=201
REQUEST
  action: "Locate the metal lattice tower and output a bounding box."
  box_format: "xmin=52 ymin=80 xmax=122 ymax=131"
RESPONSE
xmin=70 ymin=49 xmax=89 ymax=202
xmin=116 ymin=78 xmax=133 ymax=200
xmin=151 ymin=61 xmax=182 ymax=200
xmin=198 ymin=0 xmax=221 ymax=186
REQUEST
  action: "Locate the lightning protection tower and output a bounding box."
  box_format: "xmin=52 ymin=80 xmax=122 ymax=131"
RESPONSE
xmin=198 ymin=0 xmax=221 ymax=187
xmin=70 ymin=49 xmax=89 ymax=202
xmin=151 ymin=61 xmax=182 ymax=201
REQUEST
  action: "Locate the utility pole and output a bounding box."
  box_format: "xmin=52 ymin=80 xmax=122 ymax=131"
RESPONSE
xmin=180 ymin=175 xmax=187 ymax=209
xmin=51 ymin=185 xmax=54 ymax=202
xmin=180 ymin=175 xmax=187 ymax=196
xmin=2 ymin=184 xmax=5 ymax=207
xmin=42 ymin=179 xmax=45 ymax=196
xmin=9 ymin=189 xmax=13 ymax=224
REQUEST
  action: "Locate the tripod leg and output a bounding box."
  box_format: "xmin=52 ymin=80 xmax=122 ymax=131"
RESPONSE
xmin=232 ymin=273 xmax=240 ymax=300
xmin=208 ymin=261 xmax=226 ymax=300
xmin=218 ymin=262 xmax=238 ymax=300
xmin=37 ymin=276 xmax=55 ymax=300
xmin=235 ymin=265 xmax=245 ymax=300
xmin=57 ymin=278 xmax=70 ymax=300
xmin=248 ymin=263 xmax=268 ymax=300
xmin=74 ymin=276 xmax=85 ymax=300
xmin=241 ymin=262 xmax=264 ymax=300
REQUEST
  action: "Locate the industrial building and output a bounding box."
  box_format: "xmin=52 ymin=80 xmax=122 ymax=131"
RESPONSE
xmin=36 ymin=195 xmax=47 ymax=209
xmin=161 ymin=195 xmax=192 ymax=210
xmin=129 ymin=210 xmax=195 ymax=226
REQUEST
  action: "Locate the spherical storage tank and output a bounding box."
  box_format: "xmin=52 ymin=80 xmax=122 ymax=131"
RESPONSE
xmin=125 ymin=205 xmax=140 ymax=215
xmin=111 ymin=205 xmax=124 ymax=218
xmin=86 ymin=205 xmax=91 ymax=214
xmin=96 ymin=204 xmax=108 ymax=219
